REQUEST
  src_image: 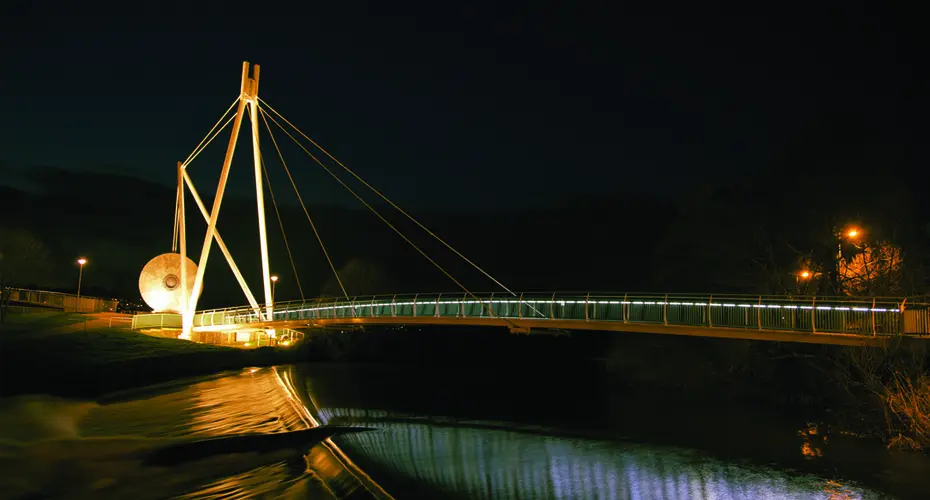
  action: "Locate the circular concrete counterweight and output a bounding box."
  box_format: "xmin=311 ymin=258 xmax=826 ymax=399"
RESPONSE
xmin=139 ymin=253 xmax=199 ymax=313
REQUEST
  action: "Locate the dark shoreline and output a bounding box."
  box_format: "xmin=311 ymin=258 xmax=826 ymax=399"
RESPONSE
xmin=0 ymin=317 xmax=924 ymax=452
xmin=0 ymin=345 xmax=298 ymax=400
xmin=0 ymin=321 xmax=877 ymax=411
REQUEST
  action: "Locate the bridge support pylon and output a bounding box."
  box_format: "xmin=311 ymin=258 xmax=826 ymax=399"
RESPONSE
xmin=179 ymin=61 xmax=275 ymax=340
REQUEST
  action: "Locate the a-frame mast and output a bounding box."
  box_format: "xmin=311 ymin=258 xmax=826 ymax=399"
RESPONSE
xmin=179 ymin=61 xmax=273 ymax=340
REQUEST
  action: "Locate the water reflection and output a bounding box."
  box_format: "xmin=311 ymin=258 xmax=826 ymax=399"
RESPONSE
xmin=313 ymin=407 xmax=879 ymax=500
xmin=82 ymin=368 xmax=307 ymax=438
xmin=0 ymin=364 xmax=913 ymax=499
xmin=0 ymin=368 xmax=378 ymax=499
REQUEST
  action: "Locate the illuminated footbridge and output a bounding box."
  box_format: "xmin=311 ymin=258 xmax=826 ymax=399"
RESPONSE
xmin=130 ymin=292 xmax=930 ymax=347
xmin=131 ymin=62 xmax=930 ymax=349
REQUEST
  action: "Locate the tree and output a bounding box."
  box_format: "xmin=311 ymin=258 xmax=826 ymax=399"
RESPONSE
xmin=0 ymin=227 xmax=51 ymax=322
xmin=756 ymin=225 xmax=907 ymax=298
xmin=837 ymin=240 xmax=904 ymax=296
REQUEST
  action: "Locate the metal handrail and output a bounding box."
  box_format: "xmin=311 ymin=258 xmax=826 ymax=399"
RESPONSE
xmin=194 ymin=292 xmax=926 ymax=315
xmin=196 ymin=295 xmax=914 ymax=314
xmin=303 ymin=291 xmax=923 ymax=302
xmin=188 ymin=292 xmax=927 ymax=337
xmin=6 ymin=286 xmax=116 ymax=302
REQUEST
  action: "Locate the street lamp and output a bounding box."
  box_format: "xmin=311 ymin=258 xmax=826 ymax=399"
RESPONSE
xmin=796 ymin=269 xmax=816 ymax=290
xmin=270 ymin=275 xmax=278 ymax=303
xmin=837 ymin=225 xmax=864 ymax=262
xmin=76 ymin=258 xmax=87 ymax=310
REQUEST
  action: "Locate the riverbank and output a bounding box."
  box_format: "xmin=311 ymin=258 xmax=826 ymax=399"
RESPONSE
xmin=2 ymin=311 xmax=927 ymax=451
xmin=598 ymin=330 xmax=930 ymax=451
xmin=289 ymin=362 xmax=930 ymax=500
xmin=296 ymin=325 xmax=930 ymax=451
xmin=0 ymin=311 xmax=299 ymax=399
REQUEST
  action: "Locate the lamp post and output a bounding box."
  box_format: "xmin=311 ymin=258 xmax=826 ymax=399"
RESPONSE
xmin=796 ymin=269 xmax=811 ymax=288
xmin=835 ymin=226 xmax=863 ymax=293
xmin=76 ymin=258 xmax=87 ymax=311
xmin=839 ymin=226 xmax=862 ymax=251
xmin=270 ymin=275 xmax=278 ymax=304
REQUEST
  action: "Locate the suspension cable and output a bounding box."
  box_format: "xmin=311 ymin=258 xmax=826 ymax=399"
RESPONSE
xmin=172 ymin=182 xmax=180 ymax=252
xmin=171 ymin=109 xmax=235 ymax=250
xmin=181 ymin=97 xmax=239 ymax=168
xmin=258 ymin=108 xmax=350 ymax=302
xmin=259 ymin=150 xmax=305 ymax=301
xmin=259 ymin=98 xmax=519 ymax=299
xmin=261 ymin=107 xmax=505 ymax=322
xmin=182 ymin=114 xmax=236 ymax=170
xmin=247 ymin=106 xmax=306 ymax=300
xmin=259 ymin=98 xmax=543 ymax=317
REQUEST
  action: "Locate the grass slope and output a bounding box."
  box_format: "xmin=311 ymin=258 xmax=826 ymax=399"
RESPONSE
xmin=0 ymin=311 xmax=88 ymax=333
xmin=0 ymin=312 xmax=297 ymax=399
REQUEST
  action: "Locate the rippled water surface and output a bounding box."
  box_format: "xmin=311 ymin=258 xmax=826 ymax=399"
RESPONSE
xmin=1 ymin=363 xmax=928 ymax=499
xmin=0 ymin=368 xmax=374 ymax=499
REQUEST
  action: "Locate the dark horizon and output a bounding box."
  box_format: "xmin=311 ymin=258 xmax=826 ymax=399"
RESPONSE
xmin=2 ymin=6 xmax=922 ymax=208
xmin=3 ymin=164 xmax=928 ymax=308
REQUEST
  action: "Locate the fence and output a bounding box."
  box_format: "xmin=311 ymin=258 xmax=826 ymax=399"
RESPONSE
xmin=5 ymin=287 xmax=119 ymax=313
xmin=130 ymin=313 xmax=182 ymax=330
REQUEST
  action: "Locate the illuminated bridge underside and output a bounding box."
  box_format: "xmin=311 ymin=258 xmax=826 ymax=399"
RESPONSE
xmin=189 ymin=294 xmax=927 ymax=347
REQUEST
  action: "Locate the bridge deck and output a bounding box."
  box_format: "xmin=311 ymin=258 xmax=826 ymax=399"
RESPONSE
xmin=200 ymin=315 xmax=892 ymax=347
xmin=138 ymin=293 xmax=930 ymax=347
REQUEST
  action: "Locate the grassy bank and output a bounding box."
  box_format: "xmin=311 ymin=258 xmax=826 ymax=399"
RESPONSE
xmin=0 ymin=312 xmax=299 ymax=399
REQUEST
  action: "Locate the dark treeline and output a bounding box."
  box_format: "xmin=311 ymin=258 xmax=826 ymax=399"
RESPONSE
xmin=2 ymin=165 xmax=929 ymax=307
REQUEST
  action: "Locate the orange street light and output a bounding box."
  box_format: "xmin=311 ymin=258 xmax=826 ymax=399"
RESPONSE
xmin=799 ymin=270 xmax=811 ymax=280
xmin=841 ymin=224 xmax=863 ymax=240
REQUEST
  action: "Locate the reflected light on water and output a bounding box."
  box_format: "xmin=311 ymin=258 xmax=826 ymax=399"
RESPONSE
xmin=314 ymin=407 xmax=881 ymax=500
xmin=275 ymin=369 xmax=394 ymax=500
xmin=0 ymin=368 xmax=381 ymax=499
xmin=81 ymin=368 xmax=306 ymax=438
xmin=2 ymin=366 xmax=894 ymax=500
xmin=799 ymin=423 xmax=825 ymax=458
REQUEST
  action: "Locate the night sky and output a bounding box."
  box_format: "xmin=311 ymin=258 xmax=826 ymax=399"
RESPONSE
xmin=1 ymin=5 xmax=920 ymax=211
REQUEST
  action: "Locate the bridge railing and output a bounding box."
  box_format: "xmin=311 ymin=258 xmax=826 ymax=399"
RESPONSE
xmin=192 ymin=293 xmax=927 ymax=336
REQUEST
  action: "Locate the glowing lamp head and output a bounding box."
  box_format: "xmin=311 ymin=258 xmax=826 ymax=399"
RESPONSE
xmin=799 ymin=270 xmax=811 ymax=279
xmin=270 ymin=275 xmax=279 ymax=283
xmin=847 ymin=229 xmax=859 ymax=238
xmin=77 ymin=258 xmax=87 ymax=266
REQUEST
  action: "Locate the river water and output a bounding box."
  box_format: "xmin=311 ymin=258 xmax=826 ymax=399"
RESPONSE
xmin=1 ymin=363 xmax=928 ymax=499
